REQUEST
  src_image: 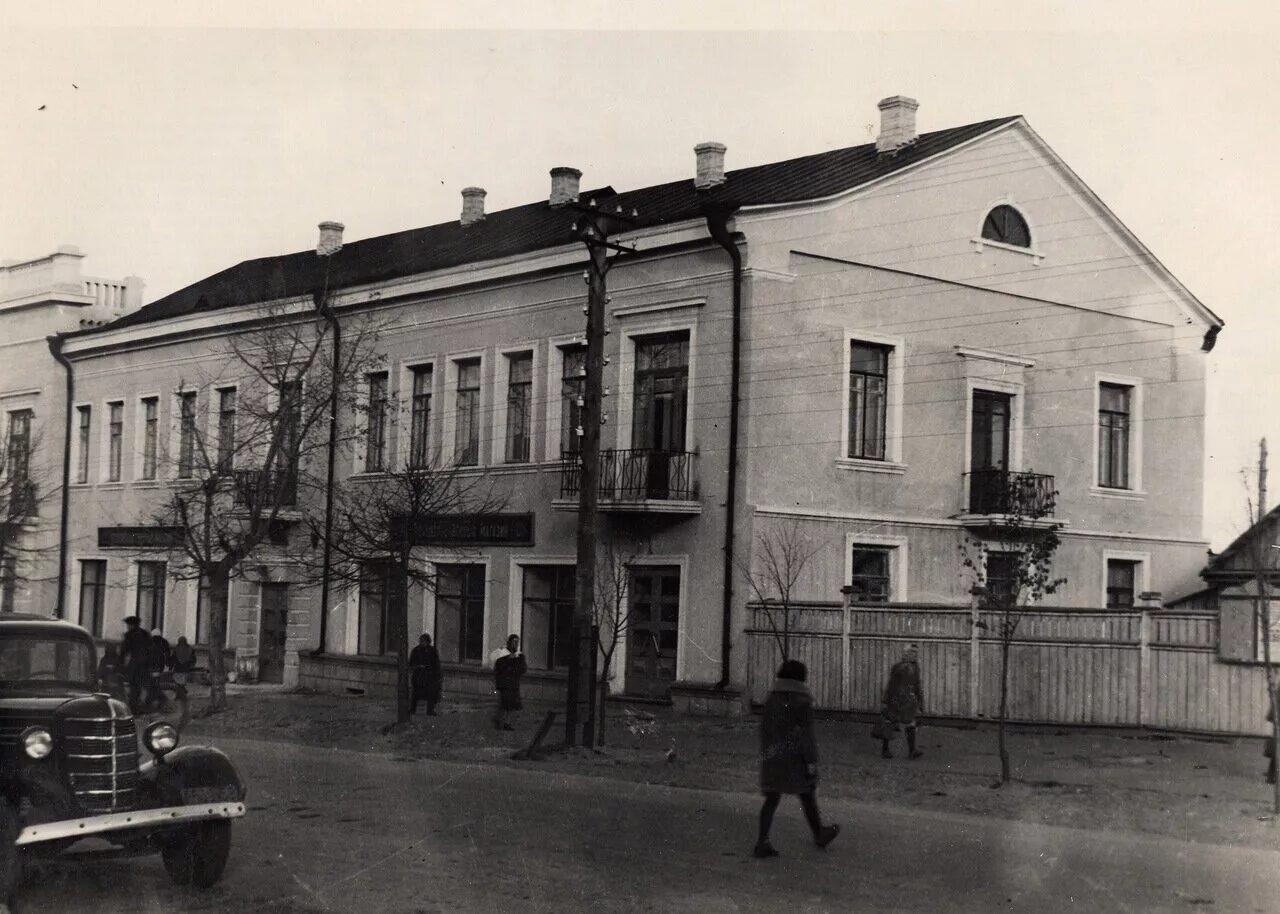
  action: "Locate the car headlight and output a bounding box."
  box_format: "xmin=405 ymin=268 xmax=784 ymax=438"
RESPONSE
xmin=20 ymin=727 xmax=53 ymax=760
xmin=143 ymin=721 xmax=180 ymax=757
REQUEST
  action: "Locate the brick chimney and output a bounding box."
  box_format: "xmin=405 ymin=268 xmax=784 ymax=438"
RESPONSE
xmin=549 ymin=167 xmax=582 ymax=206
xmin=460 ymin=187 xmax=487 ymax=226
xmin=316 ymin=221 xmax=344 ymax=256
xmin=693 ymin=142 xmax=727 ymax=190
xmin=876 ymin=96 xmax=920 ymax=153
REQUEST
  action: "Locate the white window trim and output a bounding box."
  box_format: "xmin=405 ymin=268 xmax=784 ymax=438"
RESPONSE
xmin=507 ymin=554 xmax=576 ymax=669
xmin=545 ymin=334 xmax=586 ymax=463
xmin=134 ymin=392 xmax=162 ymax=482
xmin=615 ymin=319 xmax=697 ymax=452
xmin=168 ymin=387 xmax=200 ymax=481
xmin=844 ymin=533 xmax=909 ymax=602
xmin=100 ymin=399 xmax=125 ymax=483
xmin=969 ymin=196 xmax=1045 ymax=264
xmin=839 ymin=329 xmax=906 ymax=468
xmin=71 ymin=402 xmax=93 ymax=486
xmin=962 ymin=377 xmax=1026 ymax=478
xmin=210 ymin=385 xmax=238 ymax=473
xmin=1101 ymin=549 xmax=1150 ymax=608
xmin=412 ymin=553 xmax=491 ymax=664
xmin=70 ymin=556 xmax=111 ymax=636
xmin=1092 ymin=373 xmax=1145 ymax=494
xmin=442 ymin=350 xmax=487 ymax=468
xmin=492 ymin=344 xmax=538 ymax=466
xmin=395 ymin=358 xmax=437 ymax=470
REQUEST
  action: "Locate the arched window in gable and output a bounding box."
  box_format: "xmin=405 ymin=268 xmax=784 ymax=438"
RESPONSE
xmin=981 ymin=205 xmax=1031 ymax=248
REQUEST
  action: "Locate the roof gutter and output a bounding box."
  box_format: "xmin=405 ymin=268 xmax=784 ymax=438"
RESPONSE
xmin=46 ymin=334 xmax=74 ymax=619
xmin=312 ymin=289 xmax=340 ymax=656
xmin=701 ymin=201 xmax=743 ymax=690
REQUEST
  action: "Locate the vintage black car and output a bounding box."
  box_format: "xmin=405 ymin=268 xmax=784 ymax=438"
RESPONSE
xmin=0 ymin=614 xmax=245 ymax=906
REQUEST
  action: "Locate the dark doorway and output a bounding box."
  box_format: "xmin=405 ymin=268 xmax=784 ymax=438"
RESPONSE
xmin=969 ymin=389 xmax=1013 ymax=513
xmin=632 ymin=333 xmax=689 ymax=498
xmin=625 ymin=565 xmax=680 ymax=698
xmin=258 ymin=582 xmax=289 ymax=684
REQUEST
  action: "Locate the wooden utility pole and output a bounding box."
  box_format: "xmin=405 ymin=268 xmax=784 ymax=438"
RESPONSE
xmin=1252 ymin=438 xmax=1280 ymax=813
xmin=565 ymin=198 xmax=637 ymax=747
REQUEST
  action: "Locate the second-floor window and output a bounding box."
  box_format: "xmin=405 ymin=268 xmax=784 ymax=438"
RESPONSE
xmin=633 ymin=332 xmax=689 ymax=452
xmin=141 ymin=398 xmax=159 ymax=479
xmin=560 ymin=346 xmax=585 ymax=456
xmin=108 ymin=402 xmax=124 ymax=482
xmin=217 ymin=388 xmax=237 ymax=473
xmin=454 ymin=359 xmax=480 ymax=466
xmin=178 ymin=392 xmax=197 ymax=478
xmin=410 ymin=366 xmax=432 ymax=468
xmin=76 ymin=406 xmax=91 ymax=484
xmin=1098 ymin=383 xmax=1131 ymax=489
xmin=505 ymin=352 xmax=532 ymax=463
xmin=849 ymin=342 xmax=889 ymax=460
xmin=6 ymin=409 xmax=32 ymax=484
xmin=79 ymin=559 xmax=106 ymax=637
xmin=366 ymin=373 xmax=388 ymax=472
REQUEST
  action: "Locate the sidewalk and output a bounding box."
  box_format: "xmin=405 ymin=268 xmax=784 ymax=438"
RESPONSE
xmin=181 ymin=684 xmax=1280 ymax=851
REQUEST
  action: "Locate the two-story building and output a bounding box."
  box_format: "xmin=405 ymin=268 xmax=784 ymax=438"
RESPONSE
xmin=49 ymin=96 xmax=1221 ymax=707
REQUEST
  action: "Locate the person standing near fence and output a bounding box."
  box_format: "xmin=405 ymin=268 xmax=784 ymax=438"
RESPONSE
xmin=876 ymin=643 xmax=925 ymax=759
xmin=753 ymin=659 xmax=840 ymax=859
xmin=410 ymin=633 xmax=443 ymax=716
xmin=493 ymin=634 xmax=526 ymax=731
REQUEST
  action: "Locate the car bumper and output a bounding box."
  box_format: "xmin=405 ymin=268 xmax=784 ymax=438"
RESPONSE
xmin=15 ymin=802 xmax=246 ymax=847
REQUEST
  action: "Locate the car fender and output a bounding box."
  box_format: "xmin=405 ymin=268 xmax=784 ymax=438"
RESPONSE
xmin=142 ymin=746 xmax=246 ymax=805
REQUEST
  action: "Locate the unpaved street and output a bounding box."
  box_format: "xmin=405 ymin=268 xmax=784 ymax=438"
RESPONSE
xmin=15 ymin=735 xmax=1280 ymax=913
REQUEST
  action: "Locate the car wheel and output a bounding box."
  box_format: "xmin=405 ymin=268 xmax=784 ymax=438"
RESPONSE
xmin=160 ymin=820 xmax=231 ymax=888
xmin=0 ymin=801 xmax=20 ymax=908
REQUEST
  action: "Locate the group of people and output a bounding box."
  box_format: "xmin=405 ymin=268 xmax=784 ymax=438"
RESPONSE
xmin=98 ymin=615 xmax=196 ymax=712
xmin=406 ymin=631 xmax=528 ymax=731
xmin=753 ymin=644 xmax=925 ymax=859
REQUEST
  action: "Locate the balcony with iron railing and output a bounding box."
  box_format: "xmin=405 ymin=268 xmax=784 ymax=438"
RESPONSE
xmin=229 ymin=467 xmax=297 ymax=513
xmin=559 ymin=449 xmax=700 ymax=514
xmin=959 ymin=468 xmax=1057 ymax=528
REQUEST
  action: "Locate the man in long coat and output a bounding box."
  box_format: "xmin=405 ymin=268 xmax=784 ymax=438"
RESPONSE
xmin=409 ymin=633 xmax=443 ymax=715
xmin=754 ymin=658 xmax=840 ymax=858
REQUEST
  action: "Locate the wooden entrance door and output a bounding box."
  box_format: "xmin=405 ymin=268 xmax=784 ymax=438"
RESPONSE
xmin=258 ymin=583 xmax=289 ymax=683
xmin=625 ymin=566 xmax=680 ymax=698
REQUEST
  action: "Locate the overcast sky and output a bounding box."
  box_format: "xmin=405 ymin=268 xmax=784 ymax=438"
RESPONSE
xmin=2 ymin=5 xmax=1277 ymax=552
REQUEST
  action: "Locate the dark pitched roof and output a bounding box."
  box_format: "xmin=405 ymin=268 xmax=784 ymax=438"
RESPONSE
xmin=100 ymin=116 xmax=1020 ymax=333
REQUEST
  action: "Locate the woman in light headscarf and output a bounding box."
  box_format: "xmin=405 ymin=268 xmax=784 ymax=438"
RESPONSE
xmin=877 ymin=644 xmax=925 ymax=759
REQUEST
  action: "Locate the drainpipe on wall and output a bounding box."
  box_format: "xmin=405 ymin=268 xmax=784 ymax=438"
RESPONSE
xmin=47 ymin=334 xmax=74 ymax=619
xmin=701 ymin=202 xmax=743 ymax=690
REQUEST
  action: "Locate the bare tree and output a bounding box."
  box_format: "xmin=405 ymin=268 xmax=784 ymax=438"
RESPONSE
xmin=136 ymin=300 xmax=381 ymax=712
xmin=0 ymin=423 xmax=58 ymax=607
xmin=590 ymin=532 xmax=649 ymax=747
xmin=740 ymin=519 xmax=822 ymax=661
xmin=301 ymin=455 xmax=507 ymax=728
xmin=1243 ymin=440 xmax=1280 ymax=813
xmin=960 ymin=473 xmax=1064 ymax=786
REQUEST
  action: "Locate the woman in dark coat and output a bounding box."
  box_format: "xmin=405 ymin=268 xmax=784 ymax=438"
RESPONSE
xmin=409 ymin=633 xmax=443 ymax=715
xmin=878 ymin=644 xmax=925 ymax=759
xmin=754 ymin=659 xmax=840 ymax=858
xmin=492 ymin=634 xmax=527 ymax=731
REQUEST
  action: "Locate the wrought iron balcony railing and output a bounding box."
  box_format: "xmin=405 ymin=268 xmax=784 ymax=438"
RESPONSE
xmin=964 ymin=468 xmax=1055 ymax=517
xmin=560 ymin=449 xmax=698 ymax=502
xmin=230 ymin=467 xmax=297 ymax=511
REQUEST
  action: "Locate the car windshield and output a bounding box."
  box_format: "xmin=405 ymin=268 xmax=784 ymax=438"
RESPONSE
xmin=0 ymin=635 xmax=96 ymax=689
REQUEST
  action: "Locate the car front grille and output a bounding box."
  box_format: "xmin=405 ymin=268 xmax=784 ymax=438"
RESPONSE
xmin=63 ymin=705 xmax=139 ymax=814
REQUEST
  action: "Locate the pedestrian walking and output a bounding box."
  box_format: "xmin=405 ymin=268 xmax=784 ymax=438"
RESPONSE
xmin=409 ymin=633 xmax=443 ymax=715
xmin=875 ymin=643 xmax=925 ymax=759
xmin=492 ymin=634 xmax=526 ymax=731
xmin=754 ymin=659 xmax=840 ymax=859
xmin=170 ymin=635 xmax=196 ymax=704
xmin=147 ymin=629 xmax=171 ymax=709
xmin=96 ymin=643 xmax=125 ymax=700
xmin=119 ymin=616 xmax=151 ymax=713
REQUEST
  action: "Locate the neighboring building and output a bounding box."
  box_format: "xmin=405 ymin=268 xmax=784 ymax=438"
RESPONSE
xmin=0 ymin=247 xmax=143 ymax=615
xmin=51 ymin=97 xmax=1220 ymax=704
xmin=1171 ymin=505 xmax=1280 ymax=663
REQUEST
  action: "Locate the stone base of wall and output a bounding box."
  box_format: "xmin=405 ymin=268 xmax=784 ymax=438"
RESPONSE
xmin=297 ymin=653 xmax=571 ymax=704
xmin=669 ymin=681 xmax=746 ymax=717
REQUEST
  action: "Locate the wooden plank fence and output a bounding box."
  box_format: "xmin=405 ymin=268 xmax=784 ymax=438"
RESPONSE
xmin=745 ymin=600 xmax=1273 ymax=736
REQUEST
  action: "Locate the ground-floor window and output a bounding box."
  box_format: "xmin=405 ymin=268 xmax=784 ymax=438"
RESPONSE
xmin=136 ymin=561 xmax=167 ymax=632
xmin=358 ymin=562 xmax=395 ymax=656
xmin=79 ymin=560 xmax=106 ymax=637
xmin=435 ymin=563 xmax=485 ymax=663
xmin=0 ymin=556 xmax=15 ymax=612
xmin=983 ymin=552 xmax=1020 ymax=608
xmin=849 ymin=548 xmax=892 ymax=603
xmin=521 ymin=565 xmax=575 ymax=670
xmin=1106 ymin=559 xmax=1137 ymax=609
xmin=195 ymin=575 xmax=227 ymax=646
